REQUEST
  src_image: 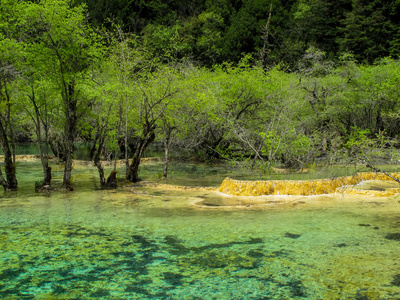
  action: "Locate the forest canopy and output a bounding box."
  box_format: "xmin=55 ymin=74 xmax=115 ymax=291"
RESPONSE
xmin=1 ymin=0 xmax=400 ymax=191
xmin=73 ymin=0 xmax=400 ymax=66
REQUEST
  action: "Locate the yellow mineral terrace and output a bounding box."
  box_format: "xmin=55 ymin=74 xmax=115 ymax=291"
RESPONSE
xmin=219 ymin=172 xmax=400 ymax=196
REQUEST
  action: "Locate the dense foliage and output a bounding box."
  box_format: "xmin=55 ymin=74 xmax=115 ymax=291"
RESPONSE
xmin=74 ymin=0 xmax=400 ymax=66
xmin=1 ymin=0 xmax=400 ymax=191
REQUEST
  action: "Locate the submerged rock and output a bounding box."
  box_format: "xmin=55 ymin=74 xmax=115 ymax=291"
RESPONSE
xmin=385 ymin=233 xmax=400 ymax=241
xmin=284 ymin=232 xmax=301 ymax=239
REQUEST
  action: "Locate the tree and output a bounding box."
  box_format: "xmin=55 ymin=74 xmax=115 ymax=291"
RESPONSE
xmin=158 ymin=63 xmax=207 ymax=178
xmin=193 ymin=11 xmax=225 ymax=66
xmin=21 ymin=0 xmax=103 ymax=190
xmin=181 ymin=60 xmax=266 ymax=162
xmin=291 ymin=0 xmax=351 ymax=60
xmin=338 ymin=0 xmax=397 ymax=63
xmin=0 ymin=0 xmax=22 ymax=191
xmin=333 ymin=58 xmax=400 ymax=136
xmin=17 ymin=76 xmax=56 ymax=188
xmin=87 ymin=94 xmax=118 ymax=189
xmin=126 ymin=66 xmax=179 ymax=182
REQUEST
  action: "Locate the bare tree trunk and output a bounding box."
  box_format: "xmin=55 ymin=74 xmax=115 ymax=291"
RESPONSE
xmin=366 ymin=163 xmax=400 ymax=185
xmin=124 ymin=95 xmax=129 ymax=172
xmin=163 ymin=126 xmax=175 ymax=178
xmin=163 ymin=138 xmax=170 ymax=178
xmin=260 ymin=4 xmax=272 ymax=70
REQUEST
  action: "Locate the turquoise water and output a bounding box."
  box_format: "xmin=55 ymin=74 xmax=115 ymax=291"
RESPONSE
xmin=1 ymin=161 xmax=400 ymax=299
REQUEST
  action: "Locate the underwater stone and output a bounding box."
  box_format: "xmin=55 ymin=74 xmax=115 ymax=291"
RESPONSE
xmin=384 ymin=233 xmax=400 ymax=241
xmin=278 ymin=279 xmax=307 ymax=297
xmin=90 ymin=288 xmax=110 ymax=297
xmin=124 ymin=285 xmax=150 ymax=295
xmin=289 ymin=280 xmax=307 ymax=297
xmin=52 ymin=284 xmax=67 ymax=294
xmin=246 ymin=237 xmax=263 ymax=244
xmin=165 ymin=235 xmax=190 ymax=255
xmin=284 ymin=232 xmax=301 ymax=239
xmin=78 ymin=274 xmax=99 ymax=282
xmin=111 ymin=251 xmax=136 ymax=258
xmin=247 ymin=250 xmax=265 ymax=258
xmin=391 ymin=274 xmax=400 ymax=286
xmin=163 ymin=272 xmax=185 ymax=286
xmin=354 ymin=288 xmax=372 ymax=300
xmin=334 ymin=243 xmax=348 ymax=248
xmin=133 ymin=235 xmax=155 ymax=249
xmin=268 ymin=249 xmax=291 ymax=258
xmin=0 ymin=268 xmax=25 ymax=280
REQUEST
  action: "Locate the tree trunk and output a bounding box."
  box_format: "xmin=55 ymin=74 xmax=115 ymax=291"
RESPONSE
xmin=62 ymin=80 xmax=78 ymax=190
xmin=39 ymin=151 xmax=52 ymax=186
xmin=0 ymin=79 xmax=17 ymax=191
xmin=106 ymin=171 xmax=117 ymax=188
xmin=260 ymin=4 xmax=272 ymax=71
xmin=63 ymin=140 xmax=74 ymax=191
xmin=0 ymin=120 xmax=17 ymax=191
xmin=89 ymin=130 xmax=100 ymax=161
xmin=163 ymin=141 xmax=170 ymax=178
xmin=126 ymin=153 xmax=142 ymax=183
xmin=163 ymin=127 xmax=172 ymax=178
xmin=94 ymin=141 xmax=118 ymax=189
xmin=366 ymin=163 xmax=400 ymax=185
xmin=49 ymin=137 xmax=66 ymax=161
xmin=32 ymin=94 xmax=52 ymax=187
xmin=44 ymin=166 xmax=52 ymax=186
xmin=94 ymin=160 xmax=106 ymax=188
xmin=0 ymin=168 xmax=8 ymax=190
xmin=91 ymin=119 xmax=118 ymax=189
xmin=126 ymin=130 xmax=156 ymax=183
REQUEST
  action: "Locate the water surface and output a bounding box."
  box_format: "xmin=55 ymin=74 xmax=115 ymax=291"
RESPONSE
xmin=1 ymin=161 xmax=400 ymax=299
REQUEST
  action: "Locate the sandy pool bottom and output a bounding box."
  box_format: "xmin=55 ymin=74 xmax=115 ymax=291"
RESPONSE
xmin=1 ymin=180 xmax=400 ymax=299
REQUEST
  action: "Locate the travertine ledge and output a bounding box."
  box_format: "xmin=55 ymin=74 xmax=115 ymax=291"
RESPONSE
xmin=219 ymin=173 xmax=400 ymax=196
